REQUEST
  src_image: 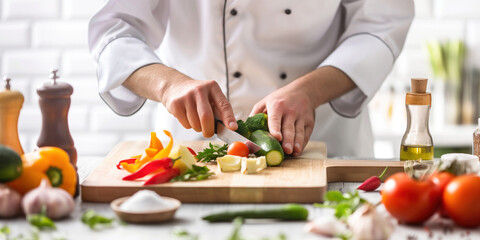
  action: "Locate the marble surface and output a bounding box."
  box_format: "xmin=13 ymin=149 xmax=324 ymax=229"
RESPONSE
xmin=0 ymin=157 xmax=478 ymax=240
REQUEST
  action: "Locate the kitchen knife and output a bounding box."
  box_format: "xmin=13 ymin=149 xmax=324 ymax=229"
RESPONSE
xmin=215 ymin=120 xmax=261 ymax=153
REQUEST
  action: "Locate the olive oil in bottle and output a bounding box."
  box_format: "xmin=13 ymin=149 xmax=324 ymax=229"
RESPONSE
xmin=400 ymin=78 xmax=433 ymax=161
xmin=400 ymin=145 xmax=433 ymax=161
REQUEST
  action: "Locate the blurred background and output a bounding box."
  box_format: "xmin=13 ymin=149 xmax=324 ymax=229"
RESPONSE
xmin=1 ymin=0 xmax=478 ymax=158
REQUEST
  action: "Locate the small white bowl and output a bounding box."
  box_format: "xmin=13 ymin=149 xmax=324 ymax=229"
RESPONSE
xmin=110 ymin=196 xmax=181 ymax=223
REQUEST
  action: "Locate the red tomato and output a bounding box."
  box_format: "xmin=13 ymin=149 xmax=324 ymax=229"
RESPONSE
xmin=227 ymin=142 xmax=249 ymax=157
xmin=430 ymin=172 xmax=455 ymax=218
xmin=381 ymin=172 xmax=441 ymax=224
xmin=443 ymin=174 xmax=480 ymax=228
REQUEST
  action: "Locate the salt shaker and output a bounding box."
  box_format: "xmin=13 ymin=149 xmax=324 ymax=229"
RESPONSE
xmin=0 ymin=77 xmax=24 ymax=154
xmin=36 ymin=69 xmax=77 ymax=166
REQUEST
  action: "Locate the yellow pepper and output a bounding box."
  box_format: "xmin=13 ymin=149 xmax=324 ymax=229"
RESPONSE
xmin=7 ymin=147 xmax=77 ymax=196
xmin=120 ymin=130 xmax=173 ymax=173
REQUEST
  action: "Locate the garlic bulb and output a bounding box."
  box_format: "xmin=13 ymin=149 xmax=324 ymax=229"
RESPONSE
xmin=0 ymin=184 xmax=22 ymax=218
xmin=305 ymin=214 xmax=348 ymax=237
xmin=22 ymin=179 xmax=75 ymax=219
xmin=347 ymin=203 xmax=395 ymax=240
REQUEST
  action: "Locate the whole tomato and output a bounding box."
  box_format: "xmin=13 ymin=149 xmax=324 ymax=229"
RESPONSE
xmin=227 ymin=142 xmax=249 ymax=157
xmin=430 ymin=171 xmax=456 ymax=218
xmin=443 ymin=174 xmax=480 ymax=228
xmin=381 ymin=172 xmax=441 ymax=224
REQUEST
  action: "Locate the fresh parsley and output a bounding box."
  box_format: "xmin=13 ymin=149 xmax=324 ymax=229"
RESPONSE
xmin=314 ymin=190 xmax=367 ymax=221
xmin=27 ymin=214 xmax=56 ymax=231
xmin=196 ymin=143 xmax=228 ymax=163
xmin=81 ymin=210 xmax=115 ymax=230
xmin=171 ymin=165 xmax=214 ymax=182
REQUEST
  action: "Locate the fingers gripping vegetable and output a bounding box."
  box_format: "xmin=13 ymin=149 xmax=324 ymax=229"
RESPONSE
xmin=357 ymin=167 xmax=388 ymax=191
xmin=7 ymin=147 xmax=77 ymax=196
xmin=443 ymin=174 xmax=480 ymax=228
xmin=381 ymin=172 xmax=441 ymax=224
xmin=202 ymin=204 xmax=308 ymax=222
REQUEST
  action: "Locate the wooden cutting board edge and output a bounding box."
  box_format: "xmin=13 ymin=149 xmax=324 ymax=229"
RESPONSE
xmin=80 ymin=141 xmax=405 ymax=203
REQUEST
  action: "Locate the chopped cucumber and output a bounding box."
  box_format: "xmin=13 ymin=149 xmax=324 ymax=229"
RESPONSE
xmin=249 ymin=130 xmax=284 ymax=166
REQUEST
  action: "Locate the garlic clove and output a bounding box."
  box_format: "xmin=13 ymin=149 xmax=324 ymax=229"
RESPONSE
xmin=0 ymin=184 xmax=22 ymax=218
xmin=347 ymin=203 xmax=395 ymax=240
xmin=305 ymin=214 xmax=348 ymax=237
xmin=22 ymin=179 xmax=75 ymax=220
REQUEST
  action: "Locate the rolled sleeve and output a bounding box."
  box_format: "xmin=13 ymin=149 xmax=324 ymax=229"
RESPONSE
xmin=96 ymin=37 xmax=161 ymax=116
xmin=320 ymin=34 xmax=394 ymax=117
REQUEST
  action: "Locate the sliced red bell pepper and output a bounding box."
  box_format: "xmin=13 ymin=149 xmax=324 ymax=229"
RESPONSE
xmin=187 ymin=147 xmax=197 ymax=157
xmin=143 ymin=168 xmax=180 ymax=185
xmin=116 ymin=158 xmax=137 ymax=169
xmin=123 ymin=157 xmax=174 ymax=180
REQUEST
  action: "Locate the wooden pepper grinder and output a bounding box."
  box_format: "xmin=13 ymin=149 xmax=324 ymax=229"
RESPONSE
xmin=37 ymin=69 xmax=77 ymax=166
xmin=0 ymin=77 xmax=24 ymax=154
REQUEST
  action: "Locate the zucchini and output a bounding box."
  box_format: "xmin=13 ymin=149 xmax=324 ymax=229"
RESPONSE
xmin=250 ymin=130 xmax=284 ymax=166
xmin=202 ymin=204 xmax=308 ymax=222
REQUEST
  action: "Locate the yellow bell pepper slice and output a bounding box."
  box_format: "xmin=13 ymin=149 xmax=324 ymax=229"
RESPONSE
xmin=149 ymin=132 xmax=164 ymax=150
xmin=152 ymin=130 xmax=173 ymax=160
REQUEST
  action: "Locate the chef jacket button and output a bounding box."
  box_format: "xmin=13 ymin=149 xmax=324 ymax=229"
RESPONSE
xmin=285 ymin=9 xmax=292 ymax=15
xmin=230 ymin=8 xmax=238 ymax=16
xmin=280 ymin=72 xmax=287 ymax=80
xmin=233 ymin=71 xmax=242 ymax=78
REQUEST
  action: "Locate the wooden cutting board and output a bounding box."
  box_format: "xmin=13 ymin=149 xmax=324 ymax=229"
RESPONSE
xmin=81 ymin=141 xmax=404 ymax=203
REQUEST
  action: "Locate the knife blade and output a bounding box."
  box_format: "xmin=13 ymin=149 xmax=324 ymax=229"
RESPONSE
xmin=215 ymin=120 xmax=261 ymax=153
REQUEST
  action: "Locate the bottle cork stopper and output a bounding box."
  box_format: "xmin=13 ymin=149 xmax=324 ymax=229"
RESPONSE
xmin=411 ymin=78 xmax=428 ymax=93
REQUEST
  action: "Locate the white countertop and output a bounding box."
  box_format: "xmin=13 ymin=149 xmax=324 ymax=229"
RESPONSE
xmin=0 ymin=156 xmax=478 ymax=240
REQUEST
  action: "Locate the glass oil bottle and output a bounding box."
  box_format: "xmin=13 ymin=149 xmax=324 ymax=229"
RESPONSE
xmin=400 ymin=78 xmax=434 ymax=161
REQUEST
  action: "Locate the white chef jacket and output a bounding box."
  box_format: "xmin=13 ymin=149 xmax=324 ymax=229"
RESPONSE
xmin=88 ymin=0 xmax=414 ymax=157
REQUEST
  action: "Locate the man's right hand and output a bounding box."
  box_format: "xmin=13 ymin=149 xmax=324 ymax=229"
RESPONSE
xmin=123 ymin=64 xmax=237 ymax=138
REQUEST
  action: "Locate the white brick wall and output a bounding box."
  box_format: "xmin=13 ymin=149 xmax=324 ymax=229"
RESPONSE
xmin=0 ymin=0 xmax=479 ymax=157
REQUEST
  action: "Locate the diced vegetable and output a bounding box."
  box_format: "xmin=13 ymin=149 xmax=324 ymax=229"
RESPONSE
xmin=249 ymin=130 xmax=284 ymax=166
xmin=241 ymin=156 xmax=267 ymax=174
xmin=245 ymin=113 xmax=269 ymax=132
xmin=202 ymin=204 xmax=309 ymax=222
xmin=169 ymin=145 xmax=197 ymax=174
xmin=217 ymin=155 xmax=242 ymax=172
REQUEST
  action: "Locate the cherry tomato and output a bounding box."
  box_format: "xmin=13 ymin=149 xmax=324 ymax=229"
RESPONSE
xmin=227 ymin=142 xmax=249 ymax=157
xmin=443 ymin=174 xmax=480 ymax=228
xmin=430 ymin=171 xmax=455 ymax=218
xmin=381 ymin=172 xmax=441 ymax=224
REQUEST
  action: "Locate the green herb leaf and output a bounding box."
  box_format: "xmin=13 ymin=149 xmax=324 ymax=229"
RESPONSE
xmin=81 ymin=210 xmax=114 ymax=230
xmin=27 ymin=214 xmax=56 ymax=230
xmin=227 ymin=217 xmax=244 ymax=240
xmin=171 ymin=165 xmax=214 ymax=182
xmin=314 ymin=190 xmax=367 ymax=221
xmin=172 ymin=228 xmax=200 ymax=240
xmin=196 ymin=143 xmax=228 ymax=163
xmin=0 ymin=225 xmax=10 ymax=236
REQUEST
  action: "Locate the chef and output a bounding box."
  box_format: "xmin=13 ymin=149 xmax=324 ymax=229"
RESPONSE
xmin=88 ymin=0 xmax=414 ymax=157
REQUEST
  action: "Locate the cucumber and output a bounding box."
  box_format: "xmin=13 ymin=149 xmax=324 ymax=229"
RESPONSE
xmin=202 ymin=204 xmax=308 ymax=222
xmin=249 ymin=130 xmax=284 ymax=166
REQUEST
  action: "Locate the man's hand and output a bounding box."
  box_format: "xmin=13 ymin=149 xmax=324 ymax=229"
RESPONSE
xmin=162 ymin=79 xmax=237 ymax=137
xmin=250 ymin=66 xmax=357 ymax=156
xmin=250 ymin=84 xmax=315 ymax=157
xmin=123 ymin=64 xmax=237 ymax=138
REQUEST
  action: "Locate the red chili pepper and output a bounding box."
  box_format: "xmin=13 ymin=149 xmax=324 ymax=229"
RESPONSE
xmin=116 ymin=158 xmax=137 ymax=169
xmin=187 ymin=147 xmax=197 ymax=156
xmin=122 ymin=157 xmax=174 ymax=180
xmin=357 ymin=166 xmax=389 ymax=191
xmin=143 ymin=168 xmax=180 ymax=185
